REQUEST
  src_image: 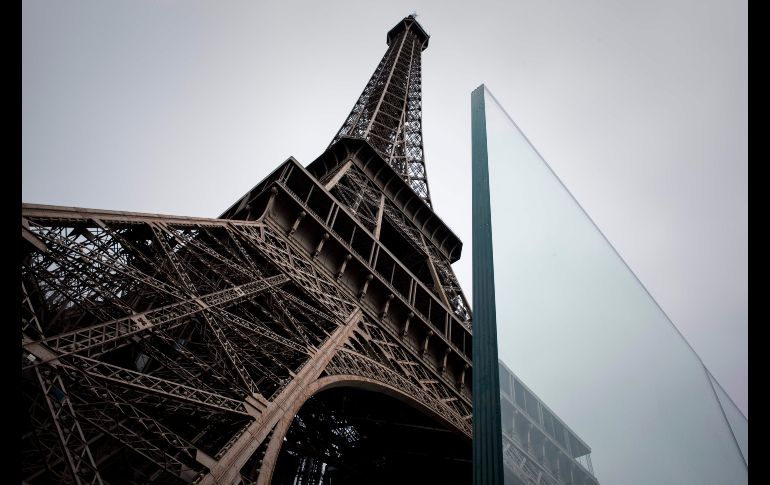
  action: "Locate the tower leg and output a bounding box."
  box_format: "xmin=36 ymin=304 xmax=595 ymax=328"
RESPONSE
xmin=199 ymin=308 xmax=362 ymax=485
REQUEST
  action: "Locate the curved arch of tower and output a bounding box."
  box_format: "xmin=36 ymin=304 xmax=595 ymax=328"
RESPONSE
xmin=249 ymin=377 xmax=471 ymax=485
xmin=21 ymin=15 xmax=474 ymax=485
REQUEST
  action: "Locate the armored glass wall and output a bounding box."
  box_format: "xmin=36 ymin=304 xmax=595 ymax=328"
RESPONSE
xmin=471 ymin=85 xmax=747 ymax=485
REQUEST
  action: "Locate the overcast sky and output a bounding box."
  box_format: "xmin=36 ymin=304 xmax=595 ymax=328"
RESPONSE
xmin=22 ymin=0 xmax=747 ymax=417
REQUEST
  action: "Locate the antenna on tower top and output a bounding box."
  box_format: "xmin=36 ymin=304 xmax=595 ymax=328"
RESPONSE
xmin=411 ymin=11 xmax=418 ymax=19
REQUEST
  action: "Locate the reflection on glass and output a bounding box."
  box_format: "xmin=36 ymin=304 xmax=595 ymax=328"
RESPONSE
xmin=498 ymin=360 xmax=599 ymax=485
xmin=472 ymin=85 xmax=747 ymax=484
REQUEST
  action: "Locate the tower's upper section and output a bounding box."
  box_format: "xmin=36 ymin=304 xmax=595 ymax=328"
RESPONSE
xmin=387 ymin=15 xmax=430 ymax=51
xmin=330 ymin=15 xmax=434 ymax=207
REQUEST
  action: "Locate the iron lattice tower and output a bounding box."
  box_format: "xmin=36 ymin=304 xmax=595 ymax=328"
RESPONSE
xmin=21 ymin=15 xmax=476 ymax=485
xmin=331 ymin=16 xmax=433 ymax=207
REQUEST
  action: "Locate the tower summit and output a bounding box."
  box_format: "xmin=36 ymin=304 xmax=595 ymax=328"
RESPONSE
xmin=331 ymin=15 xmax=434 ymax=207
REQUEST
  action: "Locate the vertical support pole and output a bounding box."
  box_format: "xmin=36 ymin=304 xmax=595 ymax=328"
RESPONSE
xmin=421 ymin=330 xmax=433 ymax=356
xmin=381 ymin=293 xmax=394 ymax=320
xmin=374 ymin=194 xmax=386 ymax=239
xmin=337 ymin=254 xmax=352 ymax=279
xmin=527 ymin=422 xmax=534 ymax=456
xmin=402 ymin=312 xmax=414 ymax=337
xmin=258 ymin=187 xmax=279 ymax=221
xmin=472 ymin=84 xmax=504 ymax=485
xmin=312 ymin=233 xmax=330 ymax=258
xmin=287 ymin=211 xmax=306 ymax=237
xmin=440 ymin=347 xmax=451 ymax=374
xmin=458 ymin=362 xmax=470 ymax=389
xmin=359 ymin=274 xmax=373 ymax=300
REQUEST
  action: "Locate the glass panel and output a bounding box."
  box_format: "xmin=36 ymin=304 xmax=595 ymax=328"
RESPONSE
xmin=473 ymin=85 xmax=747 ymax=484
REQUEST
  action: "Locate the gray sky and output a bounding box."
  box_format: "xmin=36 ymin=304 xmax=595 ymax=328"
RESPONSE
xmin=22 ymin=0 xmax=747 ymax=417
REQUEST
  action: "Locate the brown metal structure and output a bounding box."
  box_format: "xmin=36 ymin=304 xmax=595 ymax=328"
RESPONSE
xmin=21 ymin=15 xmax=475 ymax=485
xmin=331 ymin=16 xmax=434 ymax=207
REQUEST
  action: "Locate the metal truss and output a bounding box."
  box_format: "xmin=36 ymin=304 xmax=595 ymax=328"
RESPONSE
xmin=21 ymin=200 xmax=472 ymax=483
xmin=325 ymin=315 xmax=472 ymax=437
xmin=329 ymin=163 xmax=472 ymax=327
xmin=22 ymin=14 xmax=477 ymax=485
xmin=20 ymin=208 xmax=348 ymax=482
xmin=33 ymin=367 xmax=104 ymax=485
xmin=330 ymin=15 xmax=433 ymax=206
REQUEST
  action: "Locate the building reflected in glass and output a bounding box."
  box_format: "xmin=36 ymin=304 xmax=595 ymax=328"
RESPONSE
xmin=499 ymin=361 xmax=599 ymax=485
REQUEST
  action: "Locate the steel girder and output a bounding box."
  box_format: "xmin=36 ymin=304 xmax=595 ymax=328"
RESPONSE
xmin=20 ymin=200 xmax=473 ymax=484
xmin=21 ymin=15 xmax=478 ymax=485
xmin=20 ymin=208 xmax=342 ymax=483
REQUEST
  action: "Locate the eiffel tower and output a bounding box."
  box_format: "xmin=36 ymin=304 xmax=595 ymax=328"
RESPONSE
xmin=21 ymin=15 xmax=475 ymax=485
